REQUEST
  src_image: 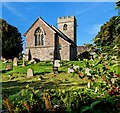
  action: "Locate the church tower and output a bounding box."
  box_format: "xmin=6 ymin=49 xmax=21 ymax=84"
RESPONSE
xmin=57 ymin=16 xmax=77 ymax=44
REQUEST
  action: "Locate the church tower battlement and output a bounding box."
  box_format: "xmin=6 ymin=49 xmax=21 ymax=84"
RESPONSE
xmin=57 ymin=16 xmax=77 ymax=44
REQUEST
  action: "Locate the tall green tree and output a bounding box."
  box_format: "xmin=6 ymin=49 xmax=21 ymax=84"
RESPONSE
xmin=93 ymin=16 xmax=120 ymax=57
xmin=0 ymin=19 xmax=23 ymax=59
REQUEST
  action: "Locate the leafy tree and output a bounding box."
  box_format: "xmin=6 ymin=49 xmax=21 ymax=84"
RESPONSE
xmin=93 ymin=16 xmax=120 ymax=57
xmin=115 ymin=0 xmax=120 ymax=11
xmin=0 ymin=19 xmax=23 ymax=59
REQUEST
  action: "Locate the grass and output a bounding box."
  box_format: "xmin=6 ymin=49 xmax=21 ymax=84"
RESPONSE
xmin=2 ymin=72 xmax=89 ymax=96
xmin=2 ymin=60 xmax=90 ymax=98
xmin=1 ymin=61 xmax=53 ymax=75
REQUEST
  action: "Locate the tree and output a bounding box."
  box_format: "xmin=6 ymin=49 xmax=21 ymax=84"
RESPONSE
xmin=115 ymin=0 xmax=120 ymax=11
xmin=0 ymin=19 xmax=23 ymax=59
xmin=93 ymin=16 xmax=120 ymax=57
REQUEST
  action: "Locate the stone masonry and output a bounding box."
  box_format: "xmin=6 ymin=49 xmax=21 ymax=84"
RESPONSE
xmin=24 ymin=16 xmax=77 ymax=61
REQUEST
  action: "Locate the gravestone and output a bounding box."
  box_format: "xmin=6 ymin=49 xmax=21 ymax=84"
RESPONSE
xmin=68 ymin=68 xmax=74 ymax=73
xmin=8 ymin=59 xmax=12 ymax=62
xmin=1 ymin=56 xmax=4 ymax=61
xmin=26 ymin=68 xmax=34 ymax=78
xmin=73 ymin=65 xmax=79 ymax=70
xmin=5 ymin=63 xmax=12 ymax=71
xmin=13 ymin=57 xmax=18 ymax=66
xmin=22 ymin=56 xmax=25 ymax=66
xmin=85 ymin=68 xmax=91 ymax=76
xmin=54 ymin=60 xmax=60 ymax=67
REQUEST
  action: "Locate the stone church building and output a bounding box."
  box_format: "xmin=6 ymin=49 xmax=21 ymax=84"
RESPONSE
xmin=24 ymin=16 xmax=77 ymax=61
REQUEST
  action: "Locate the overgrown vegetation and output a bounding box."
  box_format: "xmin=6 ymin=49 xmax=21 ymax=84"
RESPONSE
xmin=2 ymin=53 xmax=120 ymax=112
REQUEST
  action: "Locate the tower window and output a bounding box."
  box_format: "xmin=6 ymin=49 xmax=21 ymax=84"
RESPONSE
xmin=63 ymin=24 xmax=67 ymax=30
xmin=34 ymin=27 xmax=45 ymax=46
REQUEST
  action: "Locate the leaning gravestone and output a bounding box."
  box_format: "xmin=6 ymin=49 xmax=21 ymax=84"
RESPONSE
xmin=26 ymin=68 xmax=34 ymax=78
xmin=13 ymin=57 xmax=18 ymax=66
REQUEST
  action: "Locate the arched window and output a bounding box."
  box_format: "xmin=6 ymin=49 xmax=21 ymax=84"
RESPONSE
xmin=63 ymin=24 xmax=67 ymax=30
xmin=34 ymin=27 xmax=45 ymax=46
xmin=41 ymin=34 xmax=44 ymax=45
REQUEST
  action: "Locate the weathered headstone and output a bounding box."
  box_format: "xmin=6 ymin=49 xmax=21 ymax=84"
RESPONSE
xmin=5 ymin=63 xmax=12 ymax=71
xmin=13 ymin=57 xmax=18 ymax=66
xmin=68 ymin=68 xmax=74 ymax=73
xmin=22 ymin=56 xmax=25 ymax=66
xmin=54 ymin=60 xmax=60 ymax=67
xmin=26 ymin=68 xmax=34 ymax=78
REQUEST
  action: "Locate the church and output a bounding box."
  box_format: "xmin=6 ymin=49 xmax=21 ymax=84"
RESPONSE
xmin=24 ymin=16 xmax=77 ymax=61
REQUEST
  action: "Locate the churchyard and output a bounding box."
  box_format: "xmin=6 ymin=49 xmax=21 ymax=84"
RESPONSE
xmin=1 ymin=59 xmax=89 ymax=97
xmin=1 ymin=55 xmax=120 ymax=113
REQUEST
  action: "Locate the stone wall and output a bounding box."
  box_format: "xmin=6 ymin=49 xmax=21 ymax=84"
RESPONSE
xmin=59 ymin=36 xmax=70 ymax=60
xmin=26 ymin=47 xmax=54 ymax=61
xmin=25 ymin=17 xmax=77 ymax=61
xmin=57 ymin=16 xmax=77 ymax=44
xmin=25 ymin=18 xmax=55 ymax=61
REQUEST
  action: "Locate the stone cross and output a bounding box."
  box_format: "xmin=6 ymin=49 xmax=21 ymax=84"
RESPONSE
xmin=13 ymin=57 xmax=18 ymax=66
xmin=26 ymin=68 xmax=34 ymax=78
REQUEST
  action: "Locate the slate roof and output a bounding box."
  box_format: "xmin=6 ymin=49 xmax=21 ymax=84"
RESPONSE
xmin=77 ymin=46 xmax=89 ymax=53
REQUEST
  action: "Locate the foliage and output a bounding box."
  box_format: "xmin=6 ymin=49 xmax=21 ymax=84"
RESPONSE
xmin=2 ymin=54 xmax=120 ymax=112
xmin=93 ymin=16 xmax=120 ymax=57
xmin=115 ymin=0 xmax=120 ymax=11
xmin=0 ymin=19 xmax=23 ymax=59
xmin=77 ymin=51 xmax=91 ymax=60
xmin=3 ymin=85 xmax=119 ymax=113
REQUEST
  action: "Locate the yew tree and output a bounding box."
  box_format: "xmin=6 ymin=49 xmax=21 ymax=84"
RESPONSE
xmin=1 ymin=19 xmax=23 ymax=59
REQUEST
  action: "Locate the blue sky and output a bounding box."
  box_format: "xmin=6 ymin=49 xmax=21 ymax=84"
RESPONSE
xmin=1 ymin=2 xmax=118 ymax=52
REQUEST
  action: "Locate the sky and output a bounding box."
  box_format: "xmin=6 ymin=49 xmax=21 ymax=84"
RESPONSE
xmin=1 ymin=2 xmax=118 ymax=52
